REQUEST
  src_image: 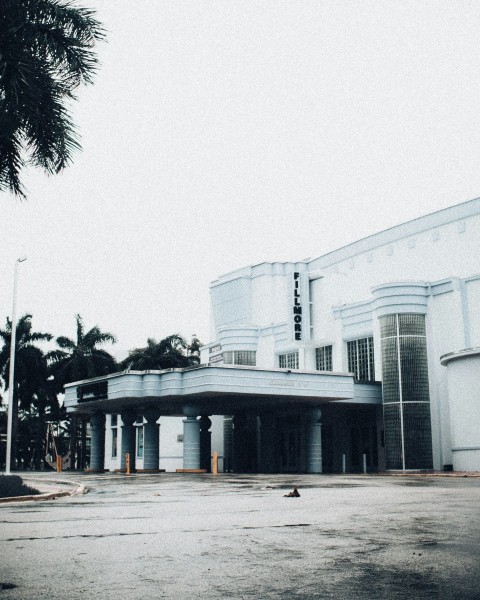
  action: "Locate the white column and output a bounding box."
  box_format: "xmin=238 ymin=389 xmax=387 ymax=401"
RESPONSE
xmin=183 ymin=405 xmax=201 ymax=469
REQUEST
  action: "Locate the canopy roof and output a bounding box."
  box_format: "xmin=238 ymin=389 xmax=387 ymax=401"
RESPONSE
xmin=64 ymin=365 xmax=382 ymax=416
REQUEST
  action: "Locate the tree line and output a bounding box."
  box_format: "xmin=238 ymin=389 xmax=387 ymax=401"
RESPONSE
xmin=0 ymin=314 xmax=201 ymax=470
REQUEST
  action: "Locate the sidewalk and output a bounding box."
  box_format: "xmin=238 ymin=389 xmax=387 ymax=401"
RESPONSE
xmin=0 ymin=474 xmax=86 ymax=504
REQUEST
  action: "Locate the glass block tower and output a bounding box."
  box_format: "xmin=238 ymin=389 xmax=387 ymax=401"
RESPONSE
xmin=380 ymin=313 xmax=433 ymax=469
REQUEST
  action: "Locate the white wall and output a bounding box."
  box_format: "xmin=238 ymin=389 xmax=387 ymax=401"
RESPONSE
xmin=466 ymin=278 xmax=480 ymax=346
xmin=443 ymin=352 xmax=480 ymax=471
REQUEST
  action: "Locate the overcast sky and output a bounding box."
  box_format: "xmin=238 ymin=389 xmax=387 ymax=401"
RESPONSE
xmin=2 ymin=0 xmax=480 ymax=360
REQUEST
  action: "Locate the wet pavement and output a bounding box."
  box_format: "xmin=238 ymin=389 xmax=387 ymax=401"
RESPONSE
xmin=1 ymin=472 xmax=480 ymax=599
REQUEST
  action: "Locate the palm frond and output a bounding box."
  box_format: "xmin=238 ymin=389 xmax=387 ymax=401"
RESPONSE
xmin=0 ymin=113 xmax=26 ymax=197
xmin=0 ymin=0 xmax=104 ymax=197
xmin=82 ymin=325 xmax=116 ymax=348
xmin=55 ymin=335 xmax=75 ymax=350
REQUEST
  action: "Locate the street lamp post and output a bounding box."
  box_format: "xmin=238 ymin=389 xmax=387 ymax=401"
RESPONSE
xmin=5 ymin=257 xmax=27 ymax=475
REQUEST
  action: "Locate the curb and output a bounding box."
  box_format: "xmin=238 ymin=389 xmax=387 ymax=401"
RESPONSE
xmin=0 ymin=478 xmax=87 ymax=504
xmin=374 ymin=471 xmax=480 ymax=478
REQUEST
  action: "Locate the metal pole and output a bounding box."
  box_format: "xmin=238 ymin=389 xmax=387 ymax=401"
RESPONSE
xmin=5 ymin=257 xmax=27 ymax=475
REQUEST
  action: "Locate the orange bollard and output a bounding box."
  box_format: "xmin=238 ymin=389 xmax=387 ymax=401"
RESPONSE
xmin=125 ymin=452 xmax=130 ymax=475
xmin=212 ymin=451 xmax=218 ymax=475
xmin=56 ymin=455 xmax=62 ymax=473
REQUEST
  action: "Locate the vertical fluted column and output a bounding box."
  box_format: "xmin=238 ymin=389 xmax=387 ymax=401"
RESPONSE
xmin=306 ymin=408 xmax=322 ymax=473
xmin=183 ymin=405 xmax=201 ymax=469
xmin=143 ymin=409 xmax=161 ymax=471
xmin=120 ymin=409 xmax=137 ymax=471
xmin=199 ymin=416 xmax=212 ymax=472
xmin=89 ymin=412 xmax=106 ymax=472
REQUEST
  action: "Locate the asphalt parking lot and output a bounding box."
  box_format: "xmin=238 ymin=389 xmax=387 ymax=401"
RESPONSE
xmin=1 ymin=472 xmax=480 ymax=599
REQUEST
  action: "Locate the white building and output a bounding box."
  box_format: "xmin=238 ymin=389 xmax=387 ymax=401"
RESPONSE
xmin=65 ymin=198 xmax=480 ymax=473
xmin=200 ymin=197 xmax=480 ymax=472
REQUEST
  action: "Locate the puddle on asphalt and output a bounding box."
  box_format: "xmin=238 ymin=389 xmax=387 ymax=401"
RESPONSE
xmin=242 ymin=523 xmax=312 ymax=530
xmin=418 ymin=539 xmax=438 ymax=546
xmin=0 ymin=583 xmax=17 ymax=591
xmin=5 ymin=531 xmax=153 ymax=542
xmin=8 ymin=510 xmax=45 ymax=514
xmin=393 ymin=480 xmax=436 ymax=487
xmin=341 ymin=562 xmax=440 ymax=598
xmin=265 ymin=483 xmax=364 ymax=490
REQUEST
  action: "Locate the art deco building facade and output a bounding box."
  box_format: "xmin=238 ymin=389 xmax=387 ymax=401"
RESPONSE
xmin=65 ymin=198 xmax=480 ymax=473
xmin=200 ymin=197 xmax=480 ymax=472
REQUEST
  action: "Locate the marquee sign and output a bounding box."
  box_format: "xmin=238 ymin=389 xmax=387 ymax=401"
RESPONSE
xmin=209 ymin=344 xmax=223 ymax=364
xmin=293 ymin=271 xmax=302 ymax=340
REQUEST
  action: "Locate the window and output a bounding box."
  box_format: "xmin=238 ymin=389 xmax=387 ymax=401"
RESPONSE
xmin=136 ymin=425 xmax=144 ymax=458
xmin=316 ymin=345 xmax=333 ymax=371
xmin=347 ymin=337 xmax=375 ymax=381
xmin=380 ymin=314 xmax=432 ymax=470
xmin=111 ymin=426 xmax=118 ymax=458
xmin=223 ymin=350 xmax=256 ymax=366
xmin=279 ymin=351 xmax=299 ymax=369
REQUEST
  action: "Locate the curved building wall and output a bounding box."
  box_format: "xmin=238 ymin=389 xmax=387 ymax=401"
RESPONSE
xmin=441 ymin=349 xmax=480 ymax=471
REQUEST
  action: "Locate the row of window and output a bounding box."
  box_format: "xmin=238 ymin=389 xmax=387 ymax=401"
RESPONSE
xmin=211 ymin=337 xmax=376 ymax=379
xmin=278 ymin=337 xmax=375 ymax=381
xmin=347 ymin=337 xmax=375 ymax=381
xmin=278 ymin=347 xmax=333 ymax=371
xmin=223 ymin=350 xmax=256 ymax=366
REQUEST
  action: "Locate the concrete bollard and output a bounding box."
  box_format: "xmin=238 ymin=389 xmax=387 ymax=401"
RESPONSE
xmin=342 ymin=453 xmax=346 ymax=474
xmin=363 ymin=453 xmax=367 ymax=474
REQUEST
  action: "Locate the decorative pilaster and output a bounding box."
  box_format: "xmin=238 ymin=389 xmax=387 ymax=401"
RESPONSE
xmin=143 ymin=409 xmax=161 ymax=471
xmin=306 ymin=408 xmax=322 ymax=474
xmin=120 ymin=409 xmax=137 ymax=471
xmin=89 ymin=412 xmax=106 ymax=472
xmin=183 ymin=405 xmax=201 ymax=470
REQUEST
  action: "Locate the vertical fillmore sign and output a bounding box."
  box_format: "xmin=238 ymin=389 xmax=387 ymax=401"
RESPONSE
xmin=293 ymin=271 xmax=302 ymax=340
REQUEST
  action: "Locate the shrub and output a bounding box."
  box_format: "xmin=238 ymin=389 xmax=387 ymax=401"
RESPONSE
xmin=0 ymin=475 xmax=40 ymax=498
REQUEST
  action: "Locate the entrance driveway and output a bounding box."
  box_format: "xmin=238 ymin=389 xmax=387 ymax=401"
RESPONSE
xmin=1 ymin=473 xmax=479 ymax=599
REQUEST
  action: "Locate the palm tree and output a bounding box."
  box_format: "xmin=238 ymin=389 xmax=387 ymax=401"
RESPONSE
xmin=49 ymin=314 xmax=117 ymax=384
xmin=187 ymin=334 xmax=202 ymax=363
xmin=121 ymin=335 xmax=199 ymax=371
xmin=49 ymin=314 xmax=117 ymax=468
xmin=0 ymin=0 xmax=104 ymax=198
xmin=0 ymin=314 xmax=53 ymax=469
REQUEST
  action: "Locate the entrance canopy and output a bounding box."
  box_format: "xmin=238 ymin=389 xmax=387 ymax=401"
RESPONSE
xmin=64 ymin=365 xmax=382 ymax=416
